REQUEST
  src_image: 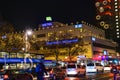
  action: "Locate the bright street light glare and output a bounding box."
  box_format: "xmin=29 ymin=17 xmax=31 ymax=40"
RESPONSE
xmin=26 ymin=30 xmax=32 ymax=35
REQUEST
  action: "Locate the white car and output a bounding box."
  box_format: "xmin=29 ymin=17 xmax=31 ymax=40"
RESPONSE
xmin=66 ymin=63 xmax=78 ymax=76
xmin=104 ymin=65 xmax=111 ymax=72
xmin=86 ymin=62 xmax=97 ymax=73
xmin=95 ymin=63 xmax=104 ymax=72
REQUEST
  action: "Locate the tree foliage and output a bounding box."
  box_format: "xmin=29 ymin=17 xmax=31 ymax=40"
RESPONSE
xmin=0 ymin=33 xmax=24 ymax=52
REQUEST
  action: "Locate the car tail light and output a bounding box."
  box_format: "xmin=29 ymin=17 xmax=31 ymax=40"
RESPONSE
xmin=110 ymin=66 xmax=112 ymax=69
xmin=4 ymin=74 xmax=8 ymax=79
xmin=50 ymin=70 xmax=53 ymax=74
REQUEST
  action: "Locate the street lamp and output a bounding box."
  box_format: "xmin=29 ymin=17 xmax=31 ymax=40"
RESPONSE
xmin=24 ymin=30 xmax=33 ymax=69
xmin=25 ymin=30 xmax=32 ymax=53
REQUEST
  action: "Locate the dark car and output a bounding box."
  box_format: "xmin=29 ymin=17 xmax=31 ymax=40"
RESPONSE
xmin=0 ymin=69 xmax=33 ymax=80
xmin=52 ymin=67 xmax=65 ymax=80
xmin=111 ymin=65 xmax=118 ymax=73
xmin=26 ymin=67 xmax=55 ymax=80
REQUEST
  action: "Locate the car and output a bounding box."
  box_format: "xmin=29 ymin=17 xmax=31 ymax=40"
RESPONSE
xmin=110 ymin=64 xmax=118 ymax=73
xmin=115 ymin=65 xmax=120 ymax=74
xmin=86 ymin=62 xmax=97 ymax=73
xmin=77 ymin=64 xmax=86 ymax=76
xmin=51 ymin=67 xmax=66 ymax=80
xmin=0 ymin=69 xmax=33 ymax=80
xmin=66 ymin=62 xmax=78 ymax=76
xmin=27 ymin=67 xmax=55 ymax=80
xmin=66 ymin=63 xmax=83 ymax=76
xmin=104 ymin=65 xmax=112 ymax=72
xmin=43 ymin=67 xmax=54 ymax=80
xmin=95 ymin=63 xmax=104 ymax=72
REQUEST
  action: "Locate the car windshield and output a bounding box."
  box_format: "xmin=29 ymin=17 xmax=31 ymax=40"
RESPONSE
xmin=53 ymin=68 xmax=62 ymax=72
xmin=87 ymin=63 xmax=94 ymax=66
xmin=77 ymin=65 xmax=85 ymax=68
xmin=96 ymin=63 xmax=102 ymax=66
xmin=104 ymin=65 xmax=110 ymax=67
xmin=67 ymin=65 xmax=76 ymax=68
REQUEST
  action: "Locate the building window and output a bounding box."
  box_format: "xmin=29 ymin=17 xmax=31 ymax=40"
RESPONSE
xmin=115 ymin=6 xmax=118 ymax=8
xmin=117 ymin=36 xmax=120 ymax=38
xmin=116 ymin=22 xmax=119 ymax=24
xmin=37 ymin=34 xmax=46 ymax=38
xmin=116 ymin=29 xmax=119 ymax=31
xmin=69 ymin=29 xmax=73 ymax=32
xmin=116 ymin=16 xmax=118 ymax=18
xmin=116 ymin=32 xmax=119 ymax=34
xmin=115 ymin=2 xmax=117 ymax=5
xmin=116 ymin=19 xmax=118 ymax=21
xmin=115 ymin=9 xmax=118 ymax=11
xmin=80 ymin=29 xmax=82 ymax=32
xmin=116 ymin=25 xmax=119 ymax=28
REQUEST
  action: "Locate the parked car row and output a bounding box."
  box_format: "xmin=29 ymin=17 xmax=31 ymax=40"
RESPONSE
xmin=0 ymin=61 xmax=114 ymax=80
xmin=25 ymin=66 xmax=66 ymax=80
xmin=64 ymin=61 xmax=114 ymax=77
xmin=0 ymin=69 xmax=33 ymax=80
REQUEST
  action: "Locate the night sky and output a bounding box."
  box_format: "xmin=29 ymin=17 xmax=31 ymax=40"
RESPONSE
xmin=0 ymin=0 xmax=96 ymax=31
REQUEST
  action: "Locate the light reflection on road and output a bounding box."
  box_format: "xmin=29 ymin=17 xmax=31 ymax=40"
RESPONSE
xmin=64 ymin=72 xmax=114 ymax=80
xmin=64 ymin=73 xmax=96 ymax=80
xmin=65 ymin=77 xmax=80 ymax=80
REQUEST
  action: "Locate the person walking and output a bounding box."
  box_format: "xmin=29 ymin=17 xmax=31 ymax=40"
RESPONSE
xmin=36 ymin=61 xmax=47 ymax=80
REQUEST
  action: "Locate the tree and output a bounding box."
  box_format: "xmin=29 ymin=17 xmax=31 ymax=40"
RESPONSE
xmin=30 ymin=40 xmax=46 ymax=53
xmin=0 ymin=33 xmax=24 ymax=53
xmin=65 ymin=38 xmax=88 ymax=61
xmin=47 ymin=31 xmax=74 ymax=62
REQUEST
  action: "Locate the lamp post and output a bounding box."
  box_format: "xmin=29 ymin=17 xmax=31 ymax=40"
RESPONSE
xmin=25 ymin=30 xmax=32 ymax=53
xmin=24 ymin=30 xmax=32 ymax=69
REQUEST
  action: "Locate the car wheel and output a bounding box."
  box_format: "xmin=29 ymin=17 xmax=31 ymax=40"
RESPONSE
xmin=97 ymin=69 xmax=99 ymax=73
xmin=77 ymin=72 xmax=80 ymax=77
xmin=53 ymin=75 xmax=56 ymax=80
xmin=12 ymin=78 xmax=17 ymax=80
xmin=62 ymin=76 xmax=65 ymax=79
xmin=83 ymin=72 xmax=86 ymax=76
xmin=102 ymin=69 xmax=104 ymax=73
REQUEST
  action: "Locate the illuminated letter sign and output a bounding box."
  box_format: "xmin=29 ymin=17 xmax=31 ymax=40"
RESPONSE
xmin=41 ymin=22 xmax=52 ymax=27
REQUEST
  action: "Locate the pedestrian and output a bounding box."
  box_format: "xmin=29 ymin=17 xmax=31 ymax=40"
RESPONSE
xmin=36 ymin=61 xmax=48 ymax=80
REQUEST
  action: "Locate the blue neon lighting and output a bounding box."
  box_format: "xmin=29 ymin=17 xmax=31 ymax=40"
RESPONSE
xmin=0 ymin=58 xmax=40 ymax=63
xmin=74 ymin=24 xmax=82 ymax=28
xmin=46 ymin=39 xmax=78 ymax=45
xmin=2 ymin=35 xmax=7 ymax=39
xmin=42 ymin=22 xmax=52 ymax=27
xmin=103 ymin=50 xmax=107 ymax=55
xmin=92 ymin=37 xmax=96 ymax=41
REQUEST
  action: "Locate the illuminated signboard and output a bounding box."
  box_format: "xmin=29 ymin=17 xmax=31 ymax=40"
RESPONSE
xmin=103 ymin=50 xmax=108 ymax=55
xmin=46 ymin=16 xmax=52 ymax=21
xmin=2 ymin=35 xmax=7 ymax=39
xmin=41 ymin=22 xmax=52 ymax=27
xmin=0 ymin=58 xmax=40 ymax=63
xmin=74 ymin=24 xmax=82 ymax=28
xmin=92 ymin=37 xmax=96 ymax=41
xmin=46 ymin=39 xmax=78 ymax=45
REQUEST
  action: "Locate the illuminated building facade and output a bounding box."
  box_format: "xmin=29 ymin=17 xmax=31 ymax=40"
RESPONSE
xmin=32 ymin=21 xmax=117 ymax=59
xmin=95 ymin=0 xmax=120 ymax=47
xmin=0 ymin=21 xmax=117 ymax=69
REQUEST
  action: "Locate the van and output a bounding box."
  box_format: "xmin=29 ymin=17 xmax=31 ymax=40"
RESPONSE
xmin=66 ymin=62 xmax=86 ymax=76
xmin=66 ymin=62 xmax=78 ymax=76
xmin=86 ymin=62 xmax=97 ymax=73
xmin=95 ymin=62 xmax=104 ymax=72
